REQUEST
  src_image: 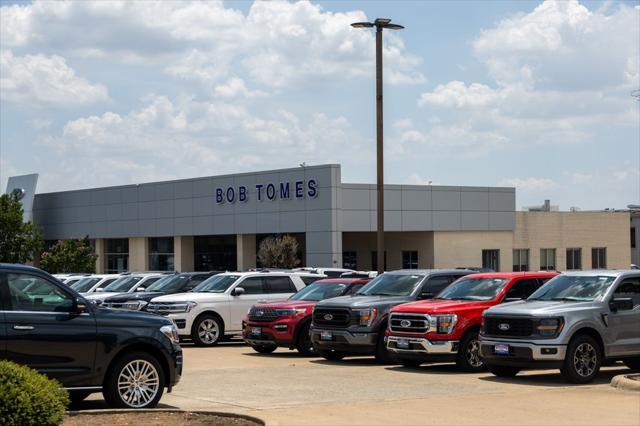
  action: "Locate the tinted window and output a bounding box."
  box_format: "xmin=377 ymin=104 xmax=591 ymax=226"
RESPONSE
xmin=71 ymin=277 xmax=101 ymax=293
xmin=290 ymin=282 xmax=349 ymax=301
xmin=266 ymin=276 xmax=296 ymax=293
xmin=504 ymin=279 xmax=542 ymax=300
xmin=104 ymin=276 xmax=143 ymax=292
xmin=324 ymin=271 xmax=345 ymax=278
xmin=239 ymin=277 xmax=266 ymax=295
xmin=185 ymin=275 xmax=211 ymax=290
xmin=98 ymin=278 xmax=117 ymax=289
xmin=346 ymin=283 xmax=366 ymax=295
xmin=7 ymin=274 xmax=74 ymax=312
xmin=357 ymin=273 xmax=424 ymax=297
xmin=193 ymin=275 xmax=240 ymax=293
xmin=423 ymin=275 xmax=454 ymax=295
xmin=437 ymin=277 xmax=509 ymax=301
xmin=300 ymin=276 xmax=323 ymax=285
xmin=145 ymin=275 xmax=189 ymax=292
xmin=614 ymin=277 xmax=640 ymax=308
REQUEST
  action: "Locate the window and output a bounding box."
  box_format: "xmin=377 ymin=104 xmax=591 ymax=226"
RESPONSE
xmin=631 ymin=228 xmax=636 ymax=249
xmin=371 ymin=251 xmax=387 ymax=271
xmin=238 ymin=277 xmax=266 ymax=294
xmin=402 ymin=251 xmax=419 ymax=269
xmin=540 ymin=248 xmax=556 ymax=271
xmin=149 ymin=237 xmax=174 ymax=272
xmin=186 ymin=275 xmax=211 ymax=290
xmin=614 ymin=277 xmax=640 ymax=308
xmin=566 ymin=248 xmax=582 ymax=270
xmin=8 ymin=274 xmax=74 ymax=312
xmin=592 ymin=247 xmax=607 ymax=269
xmin=482 ymin=250 xmax=500 ymax=271
xmin=266 ymin=276 xmax=296 ymax=293
xmin=512 ymin=249 xmax=529 ymax=272
xmin=105 ymin=238 xmax=129 ymax=273
xmin=505 ymin=279 xmax=542 ymax=301
xmin=346 ymin=283 xmax=366 ymax=295
xmin=300 ymin=276 xmax=323 ymax=285
xmin=423 ymin=275 xmax=455 ymax=296
xmin=342 ymin=251 xmax=357 ymax=270
xmin=194 ymin=235 xmax=237 ymax=271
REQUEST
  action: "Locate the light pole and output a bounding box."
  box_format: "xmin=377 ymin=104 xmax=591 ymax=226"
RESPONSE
xmin=351 ymin=18 xmax=404 ymax=274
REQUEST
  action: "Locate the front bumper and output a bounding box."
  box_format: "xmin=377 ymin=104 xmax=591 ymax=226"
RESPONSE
xmin=243 ymin=320 xmax=298 ymax=347
xmin=310 ymin=327 xmax=378 ymax=354
xmin=166 ymin=313 xmax=193 ymax=336
xmin=386 ymin=336 xmax=458 ymax=356
xmin=479 ymin=337 xmax=566 ymax=369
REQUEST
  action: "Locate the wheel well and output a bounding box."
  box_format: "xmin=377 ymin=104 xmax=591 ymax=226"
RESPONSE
xmin=192 ymin=310 xmax=225 ymax=335
xmin=294 ymin=317 xmax=312 ymax=345
xmin=569 ymin=327 xmax=605 ymax=356
xmin=104 ymin=343 xmax=170 ymax=388
xmin=462 ymin=325 xmax=481 ymax=339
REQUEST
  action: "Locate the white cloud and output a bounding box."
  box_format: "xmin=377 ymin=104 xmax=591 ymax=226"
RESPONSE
xmin=0 ymin=50 xmax=108 ymax=107
xmin=498 ymin=177 xmax=559 ymax=191
xmin=214 ymin=77 xmax=265 ymax=98
xmin=418 ymin=81 xmax=499 ymax=108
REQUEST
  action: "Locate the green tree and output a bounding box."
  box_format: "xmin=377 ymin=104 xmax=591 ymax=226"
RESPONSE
xmin=0 ymin=193 xmax=43 ymax=264
xmin=40 ymin=237 xmax=98 ymax=274
xmin=257 ymin=234 xmax=301 ymax=269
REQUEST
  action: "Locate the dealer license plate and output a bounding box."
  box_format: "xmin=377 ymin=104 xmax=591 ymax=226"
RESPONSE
xmin=251 ymin=327 xmax=261 ymax=337
xmin=494 ymin=344 xmax=510 ymax=355
xmin=320 ymin=331 xmax=333 ymax=341
xmin=396 ymin=339 xmax=410 ymax=349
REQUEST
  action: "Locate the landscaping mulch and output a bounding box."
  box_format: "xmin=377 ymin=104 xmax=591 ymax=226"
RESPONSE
xmin=65 ymin=411 xmax=262 ymax=426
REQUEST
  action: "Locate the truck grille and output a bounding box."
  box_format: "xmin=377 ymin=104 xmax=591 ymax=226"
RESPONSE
xmin=248 ymin=306 xmax=279 ymax=322
xmin=146 ymin=302 xmax=188 ymax=315
xmin=484 ymin=316 xmax=534 ymax=337
xmin=313 ymin=308 xmax=352 ymax=327
xmin=389 ymin=313 xmax=431 ymax=334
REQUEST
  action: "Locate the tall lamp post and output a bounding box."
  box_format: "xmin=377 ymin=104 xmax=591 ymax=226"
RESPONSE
xmin=351 ymin=18 xmax=404 ymax=274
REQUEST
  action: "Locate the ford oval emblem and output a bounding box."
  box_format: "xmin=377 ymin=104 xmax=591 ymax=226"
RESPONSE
xmin=400 ymin=319 xmax=412 ymax=328
xmin=324 ymin=314 xmax=333 ymax=321
xmin=11 ymin=188 xmax=25 ymax=201
xmin=256 ymin=311 xmax=264 ymax=317
xmin=498 ymin=323 xmax=510 ymax=331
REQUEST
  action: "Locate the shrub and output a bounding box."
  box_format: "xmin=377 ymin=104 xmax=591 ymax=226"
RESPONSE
xmin=257 ymin=234 xmax=301 ymax=268
xmin=0 ymin=360 xmax=69 ymax=426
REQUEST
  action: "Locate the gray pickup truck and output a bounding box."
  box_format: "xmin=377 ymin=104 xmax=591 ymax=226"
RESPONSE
xmin=480 ymin=270 xmax=640 ymax=383
xmin=310 ymin=269 xmax=472 ymax=363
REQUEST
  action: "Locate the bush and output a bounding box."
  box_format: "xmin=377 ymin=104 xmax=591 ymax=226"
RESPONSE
xmin=0 ymin=360 xmax=69 ymax=426
xmin=257 ymin=234 xmax=301 ymax=268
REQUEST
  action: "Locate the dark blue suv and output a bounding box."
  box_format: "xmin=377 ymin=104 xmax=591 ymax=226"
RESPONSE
xmin=0 ymin=263 xmax=182 ymax=408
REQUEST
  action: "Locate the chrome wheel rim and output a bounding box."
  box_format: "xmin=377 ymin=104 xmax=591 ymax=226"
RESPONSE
xmin=117 ymin=360 xmax=159 ymax=407
xmin=466 ymin=338 xmax=483 ymax=368
xmin=198 ymin=319 xmax=219 ymax=344
xmin=574 ymin=343 xmax=597 ymax=377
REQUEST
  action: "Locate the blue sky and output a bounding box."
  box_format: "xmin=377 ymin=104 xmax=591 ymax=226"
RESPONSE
xmin=1 ymin=0 xmax=638 ymax=210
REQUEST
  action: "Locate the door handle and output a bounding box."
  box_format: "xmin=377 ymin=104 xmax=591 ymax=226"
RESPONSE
xmin=13 ymin=325 xmax=35 ymax=331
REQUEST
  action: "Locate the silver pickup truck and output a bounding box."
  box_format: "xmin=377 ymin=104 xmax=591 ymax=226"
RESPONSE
xmin=479 ymin=270 xmax=640 ymax=383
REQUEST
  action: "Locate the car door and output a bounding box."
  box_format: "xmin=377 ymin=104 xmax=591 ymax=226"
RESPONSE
xmin=264 ymin=276 xmax=298 ymax=301
xmin=607 ymin=276 xmax=640 ymax=356
xmin=229 ymin=277 xmax=269 ymax=330
xmin=1 ymin=271 xmax=98 ymax=386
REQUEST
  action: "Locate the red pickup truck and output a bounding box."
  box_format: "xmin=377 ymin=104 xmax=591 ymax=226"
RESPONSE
xmin=386 ymin=272 xmax=558 ymax=371
xmin=243 ymin=278 xmax=370 ymax=355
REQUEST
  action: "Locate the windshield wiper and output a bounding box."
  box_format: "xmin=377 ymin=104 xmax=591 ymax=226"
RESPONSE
xmin=551 ymin=297 xmax=584 ymax=302
xmin=369 ymin=292 xmax=396 ymax=296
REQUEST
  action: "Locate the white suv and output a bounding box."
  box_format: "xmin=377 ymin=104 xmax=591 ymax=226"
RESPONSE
xmin=147 ymin=272 xmax=306 ymax=347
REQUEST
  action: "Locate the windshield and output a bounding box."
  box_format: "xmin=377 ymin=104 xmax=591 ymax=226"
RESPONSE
xmin=145 ymin=275 xmax=188 ymax=292
xmin=71 ymin=277 xmax=101 ymax=292
xmin=192 ymin=275 xmax=239 ymax=293
xmin=103 ymin=276 xmax=143 ymax=292
xmin=290 ymin=282 xmax=349 ymax=301
xmin=437 ymin=278 xmax=508 ymax=301
xmin=528 ymin=275 xmax=616 ymax=302
xmin=356 ymin=274 xmax=424 ymax=297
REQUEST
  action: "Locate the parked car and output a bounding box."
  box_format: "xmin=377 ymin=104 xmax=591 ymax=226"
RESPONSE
xmin=386 ymin=272 xmax=558 ymax=370
xmin=83 ymin=273 xmax=167 ymax=303
xmin=480 ymin=270 xmax=640 ymax=383
xmin=101 ymin=272 xmax=218 ymax=311
xmin=147 ymin=272 xmax=308 ymax=347
xmin=311 ymin=269 xmax=473 ymax=362
xmin=243 ymin=278 xmax=371 ymax=355
xmin=294 ymin=267 xmax=355 ymax=278
xmin=71 ymin=274 xmax=122 ymax=294
xmin=0 ymin=263 xmax=182 ymax=409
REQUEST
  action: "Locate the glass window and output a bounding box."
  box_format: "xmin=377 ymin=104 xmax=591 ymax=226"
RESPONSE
xmin=371 ymin=251 xmax=387 ymax=271
xmin=592 ymin=248 xmax=607 ymax=269
xmin=266 ymin=276 xmax=296 ymax=293
xmin=437 ymin=277 xmax=509 ymax=301
xmin=402 ymin=251 xmax=419 ymax=269
xmin=346 ymin=283 xmax=366 ymax=295
xmin=145 ymin=275 xmax=189 ymax=292
xmin=105 ymin=238 xmax=129 ymax=273
xmin=529 ymin=275 xmax=615 ymax=302
xmin=194 ymin=235 xmax=237 ymax=271
xmin=71 ymin=277 xmax=101 ymax=293
xmin=192 ymin=275 xmax=239 ymax=293
xmin=357 ymin=273 xmax=424 ymax=297
xmin=482 ymin=250 xmax=500 ymax=271
xmin=566 ymin=248 xmax=582 ymax=270
xmin=614 ymin=277 xmax=640 ymax=308
xmin=8 ymin=274 xmax=74 ymax=312
xmin=505 ymin=279 xmax=542 ymax=300
xmin=512 ymin=249 xmax=529 ymax=272
xmin=103 ymin=276 xmax=143 ymax=292
xmin=540 ymin=248 xmax=556 ymax=271
xmin=343 ymin=251 xmax=357 ymax=270
xmin=631 ymin=227 xmax=636 ymax=249
xmin=300 ymin=275 xmax=323 ymax=285
xmin=148 ymin=237 xmax=174 ymax=272
xmin=424 ymin=275 xmax=454 ymax=295
xmin=238 ymin=277 xmax=266 ymax=295
xmin=290 ymin=282 xmax=349 ymax=301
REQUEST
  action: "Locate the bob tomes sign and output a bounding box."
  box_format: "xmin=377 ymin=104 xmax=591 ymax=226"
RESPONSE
xmin=216 ymin=179 xmax=318 ymax=204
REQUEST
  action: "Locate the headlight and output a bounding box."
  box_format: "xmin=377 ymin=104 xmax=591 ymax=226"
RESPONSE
xmin=535 ymin=317 xmax=564 ymax=337
xmin=354 ymin=308 xmax=377 ymax=327
xmin=184 ymin=301 xmax=198 ymax=313
xmin=160 ymin=324 xmax=180 ymax=345
xmin=122 ymin=300 xmax=148 ymax=310
xmin=275 ymin=308 xmax=307 ymax=318
xmin=430 ymin=314 xmax=457 ymax=334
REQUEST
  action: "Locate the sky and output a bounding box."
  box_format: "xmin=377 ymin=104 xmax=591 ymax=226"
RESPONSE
xmin=0 ymin=0 xmax=639 ymax=210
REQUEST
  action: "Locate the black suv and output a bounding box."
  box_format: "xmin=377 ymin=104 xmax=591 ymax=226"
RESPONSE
xmin=0 ymin=263 xmax=182 ymax=408
xmin=102 ymin=271 xmax=219 ymax=311
xmin=311 ymin=269 xmax=472 ymax=362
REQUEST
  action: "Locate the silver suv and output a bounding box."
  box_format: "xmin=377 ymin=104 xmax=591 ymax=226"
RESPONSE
xmin=479 ymin=270 xmax=640 ymax=383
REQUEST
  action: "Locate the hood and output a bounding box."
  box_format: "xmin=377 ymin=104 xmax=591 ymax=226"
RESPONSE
xmin=391 ymin=299 xmax=494 ymax=315
xmin=252 ymin=300 xmax=315 ymax=310
xmin=150 ymin=292 xmax=229 ymax=303
xmin=485 ymin=300 xmax=598 ymax=317
xmin=103 ymin=292 xmax=165 ymax=303
xmin=316 ymin=295 xmax=413 ymax=309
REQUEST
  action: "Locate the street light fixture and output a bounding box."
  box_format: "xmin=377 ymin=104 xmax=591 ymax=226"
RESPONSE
xmin=351 ymin=18 xmax=404 ymax=274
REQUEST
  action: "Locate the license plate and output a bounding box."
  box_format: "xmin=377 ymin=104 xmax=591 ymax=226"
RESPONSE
xmin=251 ymin=327 xmax=261 ymax=337
xmin=494 ymin=344 xmax=510 ymax=355
xmin=320 ymin=331 xmax=333 ymax=341
xmin=396 ymin=338 xmax=410 ymax=349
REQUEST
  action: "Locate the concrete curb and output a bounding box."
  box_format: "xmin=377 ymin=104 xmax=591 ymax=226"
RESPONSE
xmin=66 ymin=408 xmax=265 ymax=425
xmin=611 ymin=374 xmax=640 ymax=392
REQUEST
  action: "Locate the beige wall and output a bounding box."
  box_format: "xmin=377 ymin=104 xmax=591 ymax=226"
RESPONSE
xmin=174 ymin=236 xmax=194 ymax=272
xmin=128 ymin=237 xmax=148 ymax=272
xmin=342 ymin=232 xmax=434 ymax=270
xmin=94 ymin=238 xmax=105 ymax=273
xmin=433 ymin=231 xmax=513 ymax=271
xmin=237 ymin=234 xmax=257 ymax=271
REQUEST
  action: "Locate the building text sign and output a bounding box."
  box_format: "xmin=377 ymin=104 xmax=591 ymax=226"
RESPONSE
xmin=216 ymin=179 xmax=318 ymax=204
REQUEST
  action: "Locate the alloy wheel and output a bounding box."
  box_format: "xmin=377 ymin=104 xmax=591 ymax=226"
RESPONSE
xmin=117 ymin=359 xmax=160 ymax=408
xmin=198 ymin=318 xmax=219 ymax=344
xmin=573 ymin=342 xmax=597 ymax=377
xmin=466 ymin=338 xmax=483 ymax=368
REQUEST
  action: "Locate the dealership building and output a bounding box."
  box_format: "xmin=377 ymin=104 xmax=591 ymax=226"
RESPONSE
xmin=7 ymin=164 xmax=634 ymax=273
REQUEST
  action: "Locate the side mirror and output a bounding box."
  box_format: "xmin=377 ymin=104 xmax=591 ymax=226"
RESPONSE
xmin=74 ymin=298 xmax=88 ymax=314
xmin=418 ymin=292 xmax=434 ymax=300
xmin=136 ymin=287 xmax=145 ymax=292
xmin=609 ymin=298 xmax=633 ymax=312
xmin=232 ymin=287 xmax=245 ymax=296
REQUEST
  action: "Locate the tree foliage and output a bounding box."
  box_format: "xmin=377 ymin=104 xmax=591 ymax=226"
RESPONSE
xmin=257 ymin=234 xmax=301 ymax=269
xmin=40 ymin=237 xmax=98 ymax=274
xmin=0 ymin=193 xmax=43 ymax=264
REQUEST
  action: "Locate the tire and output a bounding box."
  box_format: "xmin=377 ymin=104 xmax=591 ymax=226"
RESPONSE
xmin=68 ymin=390 xmax=92 ymax=405
xmin=251 ymin=345 xmax=277 ymax=354
xmin=399 ymin=359 xmax=423 ymax=368
xmin=487 ymin=365 xmax=520 ymax=378
xmin=561 ymin=334 xmax=602 ymax=384
xmin=456 ymin=331 xmax=485 ymax=372
xmin=374 ymin=332 xmax=392 ymax=364
xmin=623 ymin=357 xmax=640 ymax=370
xmin=317 ymin=349 xmax=345 ymax=361
xmin=103 ymin=351 xmax=165 ymax=409
xmin=295 ymin=322 xmax=315 ymax=356
xmin=191 ymin=314 xmax=223 ymax=347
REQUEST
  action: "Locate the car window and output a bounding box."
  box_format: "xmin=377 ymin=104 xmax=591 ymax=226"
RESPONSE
xmin=614 ymin=277 xmax=640 ymax=308
xmin=7 ymin=273 xmax=74 ymax=312
xmin=266 ymin=276 xmax=296 ymax=293
xmin=239 ymin=277 xmax=266 ymax=295
xmin=505 ymin=279 xmax=542 ymax=300
xmin=422 ymin=275 xmax=453 ymax=295
xmin=141 ymin=277 xmax=161 ymax=287
xmin=324 ymin=271 xmax=344 ymax=278
xmin=300 ymin=276 xmax=322 ymax=285
xmin=345 ymin=283 xmax=366 ymax=295
xmin=71 ymin=277 xmax=101 ymax=292
xmin=98 ymin=278 xmax=117 ymax=289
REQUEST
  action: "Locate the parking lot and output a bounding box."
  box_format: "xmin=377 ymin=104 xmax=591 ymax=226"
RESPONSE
xmin=78 ymin=342 xmax=640 ymax=425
